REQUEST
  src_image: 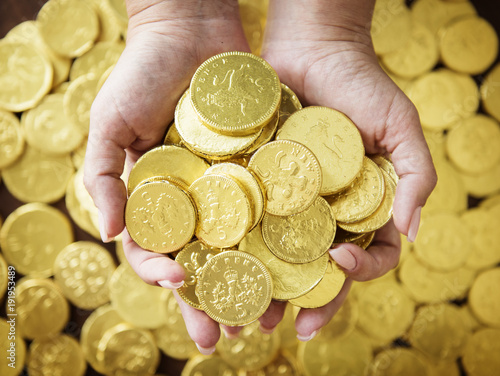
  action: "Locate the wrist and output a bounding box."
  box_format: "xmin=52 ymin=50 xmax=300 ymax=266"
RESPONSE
xmin=266 ymin=0 xmax=375 ymax=44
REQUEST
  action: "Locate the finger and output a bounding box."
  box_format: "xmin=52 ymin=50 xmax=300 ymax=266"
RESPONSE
xmin=173 ymin=290 xmax=220 ymax=354
xmin=258 ymin=300 xmax=287 ymax=334
xmin=381 ymin=93 xmax=437 ymax=241
xmin=220 ymin=325 xmax=243 ymax=339
xmin=122 ymin=230 xmax=185 ymax=288
xmin=329 ymin=219 xmax=401 ymax=281
xmin=295 ymin=279 xmax=352 ymax=341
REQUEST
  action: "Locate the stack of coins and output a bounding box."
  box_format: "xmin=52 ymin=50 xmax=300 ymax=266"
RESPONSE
xmin=124 ymin=51 xmax=397 ymax=326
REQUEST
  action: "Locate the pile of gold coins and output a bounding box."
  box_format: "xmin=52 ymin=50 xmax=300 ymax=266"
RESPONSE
xmin=124 ymin=50 xmax=397 ymax=327
xmin=0 ymin=0 xmax=499 ymax=375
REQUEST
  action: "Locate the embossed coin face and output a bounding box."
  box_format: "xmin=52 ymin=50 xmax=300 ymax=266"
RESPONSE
xmin=189 ymin=175 xmax=252 ymax=248
xmin=0 ymin=41 xmax=52 ymax=112
xmin=276 ymin=106 xmax=364 ymax=195
xmin=216 ymin=320 xmax=280 ymax=371
xmin=327 ymin=157 xmax=385 ymax=223
xmin=196 ymin=251 xmax=273 ymax=326
xmin=190 ymin=52 xmax=281 ymax=136
xmin=175 ymin=241 xmax=221 ymax=309
xmin=175 ymin=89 xmax=261 ymax=159
xmin=24 ymin=94 xmax=84 ymax=155
xmin=205 ymin=162 xmax=265 ymax=229
xmin=80 ymin=304 xmax=125 ymax=374
xmin=0 ymin=203 xmax=73 ymax=277
xmin=54 ymin=241 xmax=116 ymax=309
xmin=127 ymin=145 xmax=209 ymax=196
xmin=96 ymin=323 xmax=160 ymax=376
xmin=248 ymin=140 xmax=322 ymax=216
xmin=239 ymin=225 xmax=329 ymax=301
xmin=15 ymin=278 xmax=69 ymax=340
xmin=63 ymin=73 xmax=99 ymax=136
xmin=371 ymin=348 xmax=431 ymax=376
xmin=28 ymin=334 xmax=87 ymax=376
xmin=125 ymin=181 xmax=197 ymax=253
xmin=0 ymin=110 xmax=24 ymax=169
xmin=338 ymin=170 xmax=395 ymax=233
xmin=262 ymin=196 xmax=336 ymax=264
xmin=37 ymin=0 xmax=99 ymax=58
xmin=468 ymin=268 xmax=500 ymax=328
xmin=463 ymin=328 xmax=500 ymax=376
xmin=181 ymin=355 xmax=238 ymax=376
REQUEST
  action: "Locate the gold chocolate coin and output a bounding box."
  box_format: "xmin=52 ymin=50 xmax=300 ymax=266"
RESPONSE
xmin=37 ymin=0 xmax=99 ymax=58
xmin=370 ymin=347 xmax=431 ymax=376
xmin=96 ymin=323 xmax=160 ymax=376
xmin=481 ymin=63 xmax=500 ymax=123
xmin=205 ymin=162 xmax=265 ymax=228
xmin=371 ymin=154 xmax=398 ymax=184
xmin=0 ymin=254 xmax=7 ymax=298
xmin=216 ymin=320 xmax=280 ymax=371
xmin=0 ymin=110 xmax=24 ymax=169
xmin=63 ymin=73 xmax=99 ymax=136
xmin=297 ymin=329 xmax=372 ymax=376
xmin=23 ymin=93 xmax=84 ymax=155
xmin=28 ymin=334 xmax=86 ymax=376
xmin=0 ymin=203 xmax=73 ymax=277
xmin=175 ymin=89 xmax=261 ymax=159
xmin=109 ymin=263 xmax=170 ymax=329
xmin=248 ymin=140 xmax=322 ymax=216
xmin=463 ymin=328 xmax=500 ymax=376
xmin=239 ymin=225 xmax=329 ymax=301
xmin=189 ymin=175 xmax=252 ymax=248
xmin=326 ymin=157 xmax=385 ymax=223
xmin=6 ymin=20 xmax=71 ymax=87
xmin=190 ymin=51 xmax=281 ymax=136
xmin=163 ymin=123 xmax=183 ymax=146
xmin=277 ymin=83 xmax=303 ymax=128
xmin=446 ymin=115 xmax=500 ymax=175
xmin=413 ymin=212 xmax=470 ymax=272
xmin=196 ymin=250 xmax=273 ymax=326
xmin=338 ymin=170 xmax=395 ymax=233
xmin=262 ymin=196 xmax=335 ymax=264
xmin=125 ymin=181 xmax=197 ymax=253
xmin=0 ymin=41 xmax=52 ymax=112
xmin=408 ymin=303 xmax=468 ymax=362
xmin=2 ymin=146 xmax=74 ymax=204
xmin=175 ymin=241 xmax=221 ymax=309
xmin=127 ymin=145 xmax=209 ymax=196
xmin=468 ymin=268 xmax=500 ymax=328
xmin=54 ymin=241 xmax=116 ymax=309
xmin=440 ymin=16 xmax=498 ymax=75
xmin=80 ymin=304 xmax=125 ymax=374
xmin=181 ymin=355 xmax=238 ymax=376
xmin=276 ymin=106 xmax=364 ymax=194
xmin=15 ymin=278 xmax=69 ymax=340
xmin=153 ymin=291 xmax=199 ymax=360
xmin=70 ymin=41 xmax=124 ymax=81
xmin=371 ymin=0 xmax=411 ymax=55
xmin=289 ymin=259 xmax=346 ymax=309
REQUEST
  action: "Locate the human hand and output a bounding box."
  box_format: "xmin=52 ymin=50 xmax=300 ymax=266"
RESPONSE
xmin=257 ymin=0 xmax=437 ymax=340
xmin=84 ymin=0 xmax=251 ymax=353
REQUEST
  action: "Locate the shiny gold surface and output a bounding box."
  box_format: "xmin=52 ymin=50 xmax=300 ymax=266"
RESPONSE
xmin=190 ymin=51 xmax=281 ymax=136
xmin=197 ymin=251 xmax=273 ymax=326
xmin=276 ymin=106 xmax=364 ymax=194
xmin=248 ymin=140 xmax=322 ymax=216
xmin=0 ymin=110 xmax=24 ymax=169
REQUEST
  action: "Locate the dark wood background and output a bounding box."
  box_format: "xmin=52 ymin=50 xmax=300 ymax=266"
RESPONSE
xmin=0 ymin=1 xmax=499 ymax=375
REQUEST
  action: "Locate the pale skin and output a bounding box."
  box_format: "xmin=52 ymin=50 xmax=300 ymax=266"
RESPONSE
xmin=84 ymin=0 xmax=436 ymax=354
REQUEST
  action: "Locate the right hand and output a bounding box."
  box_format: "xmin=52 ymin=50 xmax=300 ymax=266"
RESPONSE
xmin=84 ymin=0 xmax=251 ymax=353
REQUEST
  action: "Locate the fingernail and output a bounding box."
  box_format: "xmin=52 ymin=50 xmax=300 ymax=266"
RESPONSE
xmin=195 ymin=343 xmax=216 ymax=355
xmin=259 ymin=324 xmax=275 ymax=335
xmin=297 ymin=330 xmax=317 ymax=342
xmin=407 ymin=206 xmax=422 ymax=243
xmin=158 ymin=280 xmax=184 ymax=289
xmin=329 ymin=246 xmax=357 ymax=271
xmin=222 ymin=327 xmax=239 ymax=339
xmin=98 ymin=210 xmax=112 ymax=243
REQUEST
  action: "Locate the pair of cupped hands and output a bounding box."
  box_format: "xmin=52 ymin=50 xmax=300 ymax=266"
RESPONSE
xmin=84 ymin=0 xmax=436 ymax=354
